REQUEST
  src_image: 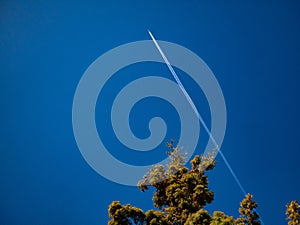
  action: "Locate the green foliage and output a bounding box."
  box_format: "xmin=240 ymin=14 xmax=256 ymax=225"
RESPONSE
xmin=144 ymin=210 xmax=172 ymax=225
xmin=108 ymin=201 xmax=145 ymax=225
xmin=138 ymin=140 xmax=188 ymax=192
xmin=137 ymin=141 xmax=215 ymax=224
xmin=108 ymin=201 xmax=173 ymax=225
xmin=185 ymin=209 xmax=211 ymax=225
xmin=108 ymin=140 xmax=297 ymax=225
xmin=286 ymin=201 xmax=300 ymax=225
xmin=211 ymin=211 xmax=235 ymax=225
xmin=236 ymin=193 xmax=260 ymax=225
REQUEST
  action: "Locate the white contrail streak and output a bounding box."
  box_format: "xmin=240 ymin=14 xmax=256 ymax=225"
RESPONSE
xmin=148 ymin=30 xmax=245 ymax=192
xmin=148 ymin=30 xmax=210 ymax=138
xmin=148 ymin=30 xmax=265 ymax=225
xmin=148 ymin=29 xmax=248 ymax=197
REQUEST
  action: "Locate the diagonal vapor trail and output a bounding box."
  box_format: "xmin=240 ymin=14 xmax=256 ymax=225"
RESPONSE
xmin=148 ymin=29 xmax=246 ymax=194
xmin=148 ymin=30 xmax=265 ymax=225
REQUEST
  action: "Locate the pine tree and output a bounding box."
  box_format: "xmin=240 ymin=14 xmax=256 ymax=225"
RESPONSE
xmin=236 ymin=194 xmax=260 ymax=225
xmin=107 ymin=141 xmax=298 ymax=225
xmin=286 ymin=200 xmax=300 ymax=225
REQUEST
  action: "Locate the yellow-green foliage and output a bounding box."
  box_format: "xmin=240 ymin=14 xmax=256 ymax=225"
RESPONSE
xmin=236 ymin=193 xmax=261 ymax=225
xmin=286 ymin=201 xmax=300 ymax=225
xmin=108 ymin=141 xmax=297 ymax=225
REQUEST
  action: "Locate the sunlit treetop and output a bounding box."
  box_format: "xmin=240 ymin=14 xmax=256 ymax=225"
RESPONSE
xmin=108 ymin=141 xmax=295 ymax=225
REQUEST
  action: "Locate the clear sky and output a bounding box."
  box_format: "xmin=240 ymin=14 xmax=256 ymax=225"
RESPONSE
xmin=0 ymin=1 xmax=300 ymax=225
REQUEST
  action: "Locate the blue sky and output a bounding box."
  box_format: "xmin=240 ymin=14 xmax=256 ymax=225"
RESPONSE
xmin=1 ymin=1 xmax=300 ymax=224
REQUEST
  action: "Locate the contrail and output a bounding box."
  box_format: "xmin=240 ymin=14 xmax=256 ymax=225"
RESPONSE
xmin=148 ymin=30 xmax=265 ymax=224
xmin=148 ymin=29 xmax=245 ymax=193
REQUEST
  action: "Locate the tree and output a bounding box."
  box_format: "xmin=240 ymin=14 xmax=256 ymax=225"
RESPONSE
xmin=107 ymin=141 xmax=269 ymax=225
xmin=108 ymin=201 xmax=145 ymax=225
xmin=236 ymin=194 xmax=260 ymax=225
xmin=286 ymin=201 xmax=300 ymax=225
xmin=210 ymin=211 xmax=235 ymax=225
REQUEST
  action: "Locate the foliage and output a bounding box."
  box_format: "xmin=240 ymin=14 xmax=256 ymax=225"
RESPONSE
xmin=108 ymin=201 xmax=145 ymax=225
xmin=108 ymin=141 xmax=297 ymax=225
xmin=185 ymin=209 xmax=211 ymax=225
xmin=235 ymin=194 xmax=260 ymax=225
xmin=210 ymin=211 xmax=235 ymax=225
xmin=137 ymin=141 xmax=215 ymax=224
xmin=286 ymin=201 xmax=300 ymax=225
